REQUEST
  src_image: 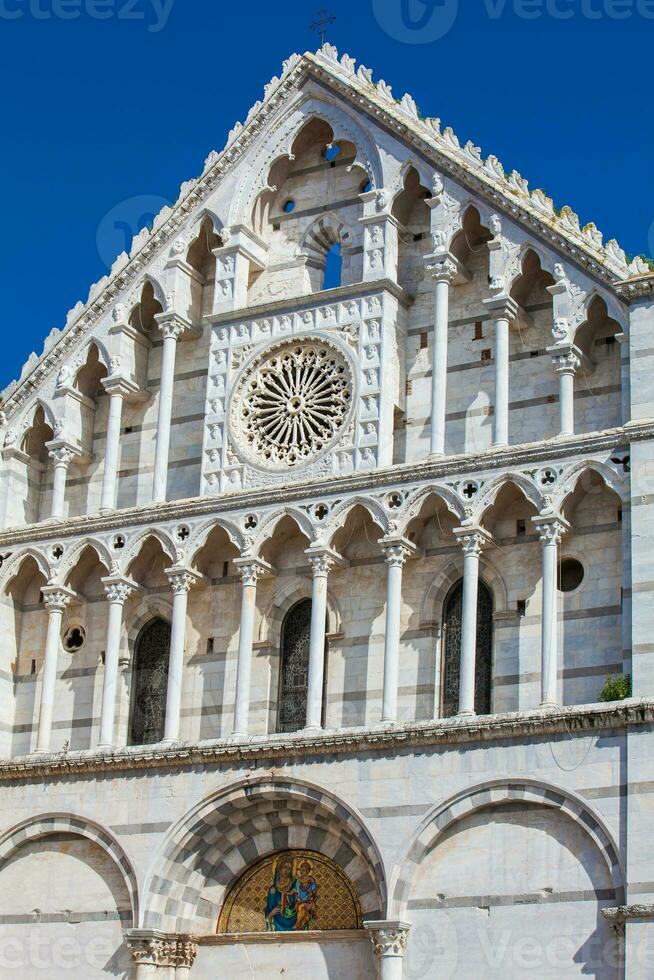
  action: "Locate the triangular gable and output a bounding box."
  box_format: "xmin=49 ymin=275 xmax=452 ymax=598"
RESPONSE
xmin=3 ymin=43 xmax=651 ymax=417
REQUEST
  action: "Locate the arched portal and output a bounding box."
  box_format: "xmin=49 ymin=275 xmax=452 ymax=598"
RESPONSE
xmin=442 ymin=579 xmax=493 ymax=717
xmin=128 ymin=618 xmax=171 ymax=745
xmin=277 ymin=599 xmax=328 ymax=733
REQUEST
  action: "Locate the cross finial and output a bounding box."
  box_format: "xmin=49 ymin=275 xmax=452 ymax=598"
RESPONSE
xmin=310 ymin=7 xmax=336 ymax=46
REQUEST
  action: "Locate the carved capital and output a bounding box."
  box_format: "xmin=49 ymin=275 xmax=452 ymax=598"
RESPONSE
xmin=234 ymin=557 xmax=273 ymax=588
xmin=47 ymin=445 xmax=78 ymax=468
xmin=154 ymin=311 xmax=194 ymax=342
xmin=454 ymin=526 xmax=493 ymax=558
xmin=305 ymin=546 xmax=343 ymax=578
xmin=552 ymin=345 xmax=582 ymax=376
xmin=366 ymin=920 xmax=411 ymax=959
xmin=166 ymin=566 xmax=202 ymax=596
xmin=534 ymin=515 xmax=569 ymax=546
xmin=102 ymin=576 xmax=140 ymax=605
xmin=426 ymin=255 xmax=458 ymax=285
xmin=380 ymin=537 xmax=417 ymax=568
xmin=41 ymin=585 xmax=76 ymax=612
xmin=126 ymin=931 xmax=198 ymax=968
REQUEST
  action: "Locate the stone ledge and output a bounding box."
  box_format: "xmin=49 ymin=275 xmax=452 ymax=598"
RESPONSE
xmin=0 ymin=423 xmax=643 ymax=547
xmin=602 ymin=904 xmax=654 ymax=931
xmin=0 ymin=699 xmax=651 ymax=783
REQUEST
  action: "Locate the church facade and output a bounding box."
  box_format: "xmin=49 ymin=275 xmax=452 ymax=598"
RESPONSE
xmin=0 ymin=44 xmax=652 ymax=979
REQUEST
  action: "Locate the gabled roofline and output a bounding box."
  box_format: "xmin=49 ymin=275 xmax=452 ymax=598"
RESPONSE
xmin=2 ymin=44 xmax=646 ymax=415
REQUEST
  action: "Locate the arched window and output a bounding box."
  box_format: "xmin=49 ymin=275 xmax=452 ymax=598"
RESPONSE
xmin=277 ymin=600 xmax=328 ymax=733
xmin=323 ymin=242 xmax=342 ymax=290
xmin=441 ymin=579 xmax=493 ymax=718
xmin=128 ymin=618 xmax=171 ymax=745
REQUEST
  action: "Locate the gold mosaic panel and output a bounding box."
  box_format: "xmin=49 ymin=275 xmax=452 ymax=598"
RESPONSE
xmin=217 ymin=849 xmax=363 ymax=934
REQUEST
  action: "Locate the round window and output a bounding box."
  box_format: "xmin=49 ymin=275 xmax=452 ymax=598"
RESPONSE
xmin=63 ymin=626 xmax=85 ymax=652
xmin=229 ymin=337 xmax=354 ymax=471
xmin=558 ymin=558 xmax=584 ymax=593
xmin=282 ymin=199 xmax=296 ymax=214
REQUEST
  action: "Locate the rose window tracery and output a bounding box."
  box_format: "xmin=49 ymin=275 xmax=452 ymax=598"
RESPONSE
xmin=230 ymin=338 xmax=353 ymax=470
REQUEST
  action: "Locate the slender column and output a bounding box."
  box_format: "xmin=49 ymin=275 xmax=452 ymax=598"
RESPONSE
xmin=99 ymin=577 xmax=140 ymax=749
xmin=534 ymin=516 xmax=569 ymax=708
xmin=381 ymin=539 xmax=416 ymax=723
xmin=100 ymin=389 xmax=125 ymax=512
xmin=35 ymin=586 xmax=75 ymax=753
xmin=484 ymin=297 xmax=518 ymax=448
xmin=552 ymin=346 xmax=581 ymax=438
xmin=232 ymin=558 xmax=271 ymax=738
xmin=48 ymin=447 xmax=75 ymax=521
xmin=366 ymin=921 xmax=411 ymax=980
xmin=427 ymin=258 xmax=457 ymax=456
xmin=454 ymin=528 xmax=492 ymax=717
xmin=152 ymin=318 xmax=184 ymax=503
xmin=305 ymin=549 xmax=341 ymax=731
xmin=163 ymin=567 xmax=201 ymax=743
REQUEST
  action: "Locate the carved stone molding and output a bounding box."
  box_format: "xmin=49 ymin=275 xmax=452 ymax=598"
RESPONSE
xmin=0 ymin=699 xmax=651 ymax=783
xmin=365 ymin=920 xmax=411 ymax=959
xmin=602 ymin=905 xmax=654 ymax=933
xmin=126 ymin=930 xmax=198 ymax=969
xmin=0 ymin=422 xmax=638 ymax=551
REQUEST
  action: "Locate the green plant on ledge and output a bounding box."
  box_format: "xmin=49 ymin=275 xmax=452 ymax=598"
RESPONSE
xmin=598 ymin=674 xmax=632 ymax=703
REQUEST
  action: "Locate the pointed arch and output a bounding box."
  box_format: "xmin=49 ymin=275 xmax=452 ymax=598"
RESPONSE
xmin=134 ymin=273 xmax=168 ymax=314
xmin=252 ymin=507 xmax=316 ymax=557
xmin=325 ymin=495 xmax=388 ymax=545
xmin=187 ymin=516 xmax=245 ymax=564
xmin=123 ymin=528 xmax=177 ymax=575
xmin=80 ymin=336 xmax=112 ymax=375
xmin=399 ymin=484 xmax=467 ymax=536
xmin=554 ymin=460 xmax=627 ymax=512
xmin=390 ymin=158 xmax=434 ymax=202
xmin=0 ymin=548 xmax=51 ymax=594
xmin=506 ymin=242 xmax=557 ymax=297
xmin=186 ymin=206 xmax=224 ymax=242
xmin=0 ymin=812 xmax=139 ymax=926
xmin=389 ymin=778 xmax=625 ymax=918
xmin=59 ymin=537 xmax=113 ymax=585
xmin=475 ymin=472 xmax=544 ymax=524
xmin=579 ymin=288 xmax=628 ymax=335
xmin=228 ymin=96 xmax=384 ymax=229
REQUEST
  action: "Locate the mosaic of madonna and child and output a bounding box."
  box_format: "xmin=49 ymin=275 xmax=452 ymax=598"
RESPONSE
xmin=265 ymin=855 xmax=319 ymax=931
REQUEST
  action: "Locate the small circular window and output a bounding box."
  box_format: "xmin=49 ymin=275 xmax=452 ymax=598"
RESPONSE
xmin=64 ymin=626 xmax=85 ymax=652
xmin=282 ymin=199 xmax=296 ymax=214
xmin=558 ymin=558 xmax=584 ymax=593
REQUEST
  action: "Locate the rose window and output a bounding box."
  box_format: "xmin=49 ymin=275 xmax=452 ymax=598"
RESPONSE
xmin=230 ymin=339 xmax=353 ymax=470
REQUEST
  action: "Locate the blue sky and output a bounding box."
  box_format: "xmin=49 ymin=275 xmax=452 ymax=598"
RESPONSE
xmin=0 ymin=0 xmax=651 ymax=389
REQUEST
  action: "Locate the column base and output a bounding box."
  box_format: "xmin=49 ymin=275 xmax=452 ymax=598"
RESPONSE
xmin=303 ymin=725 xmax=324 ymax=734
xmin=229 ymin=731 xmax=250 ymax=742
xmin=491 ymin=441 xmax=509 ymax=451
xmin=97 ymin=742 xmax=114 ymax=751
xmin=99 ymin=506 xmax=115 ymax=515
xmin=540 ymin=700 xmax=561 ymax=710
xmin=160 ymin=737 xmax=179 ymax=747
xmin=456 ymin=709 xmax=476 ymax=718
